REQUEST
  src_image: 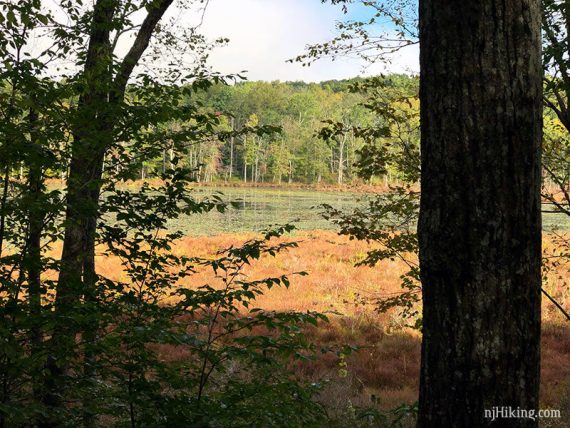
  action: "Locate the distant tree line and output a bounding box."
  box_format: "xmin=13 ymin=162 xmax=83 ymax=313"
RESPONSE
xmin=119 ymin=75 xmax=415 ymax=185
xmin=187 ymin=76 xmax=418 ymax=185
xmin=0 ymin=75 xmax=418 ymax=186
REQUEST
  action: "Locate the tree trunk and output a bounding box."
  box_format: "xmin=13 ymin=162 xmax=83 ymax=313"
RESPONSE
xmin=417 ymin=1 xmax=542 ymax=426
xmin=229 ymin=117 xmax=234 ymax=179
xmin=337 ymin=136 xmax=346 ymax=185
xmin=0 ymin=167 xmax=9 ymax=259
xmin=25 ymin=103 xmax=46 ymax=411
xmin=45 ymin=0 xmax=175 ymax=420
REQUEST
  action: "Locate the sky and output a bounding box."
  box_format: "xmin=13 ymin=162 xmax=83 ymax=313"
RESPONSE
xmin=37 ymin=0 xmax=419 ymax=83
xmin=199 ymin=0 xmax=419 ymax=82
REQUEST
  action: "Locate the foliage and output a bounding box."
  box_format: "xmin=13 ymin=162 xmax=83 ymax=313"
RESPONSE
xmin=294 ymin=1 xmax=418 ymax=65
xmin=311 ymin=0 xmax=570 ymax=331
xmin=127 ymin=77 xmax=419 ymax=185
xmin=355 ymin=402 xmax=418 ymax=428
xmin=0 ymin=1 xmax=334 ymax=426
xmin=94 ymin=191 xmax=330 ymax=426
xmin=540 ymin=0 xmax=570 ymax=322
xmin=318 ymin=75 xmax=422 ymax=328
xmin=0 ymin=75 xmax=422 ymax=187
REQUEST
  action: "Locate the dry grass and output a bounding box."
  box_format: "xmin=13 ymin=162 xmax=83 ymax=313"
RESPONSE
xmin=45 ymin=178 xmax=398 ymax=194
xmin=94 ymin=230 xmax=570 ymax=417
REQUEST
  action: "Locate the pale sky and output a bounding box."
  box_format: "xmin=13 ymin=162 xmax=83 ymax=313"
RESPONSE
xmin=38 ymin=0 xmax=419 ymax=83
xmin=199 ymin=0 xmax=419 ymax=82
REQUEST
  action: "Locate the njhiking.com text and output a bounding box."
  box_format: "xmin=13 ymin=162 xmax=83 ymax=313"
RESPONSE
xmin=484 ymin=406 xmax=561 ymax=422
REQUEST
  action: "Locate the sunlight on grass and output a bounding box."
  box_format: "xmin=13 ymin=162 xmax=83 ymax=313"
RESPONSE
xmin=93 ymin=230 xmax=570 ymax=415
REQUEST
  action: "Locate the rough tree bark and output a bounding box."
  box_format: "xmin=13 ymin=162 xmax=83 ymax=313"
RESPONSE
xmin=417 ymin=1 xmax=542 ymax=427
xmin=43 ymin=1 xmax=118 ymax=418
xmin=56 ymin=0 xmax=174 ymax=327
xmin=45 ymin=0 xmax=175 ymax=419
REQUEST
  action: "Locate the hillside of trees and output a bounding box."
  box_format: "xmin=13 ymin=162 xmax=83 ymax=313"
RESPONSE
xmin=2 ymin=75 xmax=419 ymax=187
xmin=182 ymin=75 xmax=419 ymax=184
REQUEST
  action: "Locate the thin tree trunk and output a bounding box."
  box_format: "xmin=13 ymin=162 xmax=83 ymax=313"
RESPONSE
xmin=25 ymin=103 xmax=45 ymax=405
xmin=0 ymin=167 xmax=9 ymax=259
xmin=229 ymin=117 xmax=234 ymax=179
xmin=337 ymin=136 xmax=346 ymax=185
xmin=417 ymin=1 xmax=543 ymax=426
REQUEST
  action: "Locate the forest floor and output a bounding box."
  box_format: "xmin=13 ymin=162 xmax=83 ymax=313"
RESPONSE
xmin=97 ymin=230 xmax=570 ymax=422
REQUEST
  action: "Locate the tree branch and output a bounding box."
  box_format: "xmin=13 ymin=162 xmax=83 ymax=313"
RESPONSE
xmin=113 ymin=0 xmax=174 ymax=101
xmin=542 ymin=288 xmax=570 ymax=322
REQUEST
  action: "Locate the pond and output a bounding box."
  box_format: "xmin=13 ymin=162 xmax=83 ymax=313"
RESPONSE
xmin=167 ymin=186 xmax=364 ymax=235
xmin=166 ymin=186 xmax=570 ymax=236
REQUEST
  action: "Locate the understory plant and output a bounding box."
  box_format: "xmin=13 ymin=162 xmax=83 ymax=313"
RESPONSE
xmin=92 ymin=178 xmax=330 ymax=426
xmin=319 ymin=76 xmax=422 ymax=330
